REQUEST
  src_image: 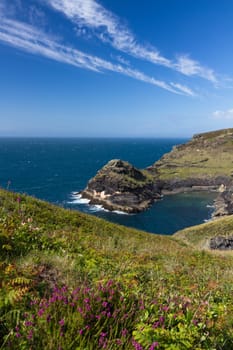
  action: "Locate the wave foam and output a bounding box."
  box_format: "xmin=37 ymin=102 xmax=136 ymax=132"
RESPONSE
xmin=113 ymin=210 xmax=130 ymax=215
xmin=68 ymin=193 xmax=90 ymax=204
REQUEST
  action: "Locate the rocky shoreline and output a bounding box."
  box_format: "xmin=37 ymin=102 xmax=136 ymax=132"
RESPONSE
xmin=81 ymin=129 xmax=233 ymax=217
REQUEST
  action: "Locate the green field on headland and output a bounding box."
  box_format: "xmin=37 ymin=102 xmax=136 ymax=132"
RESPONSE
xmin=1 ymin=188 xmax=233 ymax=349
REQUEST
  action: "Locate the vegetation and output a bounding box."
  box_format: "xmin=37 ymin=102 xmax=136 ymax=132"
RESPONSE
xmin=1 ymin=188 xmax=233 ymax=349
xmin=153 ymin=128 xmax=233 ymax=180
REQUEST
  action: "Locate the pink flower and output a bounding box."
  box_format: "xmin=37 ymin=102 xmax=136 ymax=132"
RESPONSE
xmin=37 ymin=308 xmax=44 ymax=317
xmin=121 ymin=329 xmax=128 ymax=337
xmin=149 ymin=342 xmax=159 ymax=350
xmin=59 ymin=319 xmax=65 ymax=327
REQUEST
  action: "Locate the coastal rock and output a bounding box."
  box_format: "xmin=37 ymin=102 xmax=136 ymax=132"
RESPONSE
xmin=210 ymin=236 xmax=233 ymax=250
xmin=212 ymin=186 xmax=233 ymax=218
xmin=81 ymin=129 xmax=233 ymax=213
xmin=81 ymin=159 xmax=161 ymax=213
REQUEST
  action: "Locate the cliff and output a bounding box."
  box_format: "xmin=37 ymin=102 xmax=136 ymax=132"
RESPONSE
xmin=81 ymin=128 xmax=233 ymax=214
xmin=81 ymin=159 xmax=161 ymax=213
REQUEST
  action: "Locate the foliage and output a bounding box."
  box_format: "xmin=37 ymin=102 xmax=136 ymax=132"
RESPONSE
xmin=1 ymin=188 xmax=233 ymax=348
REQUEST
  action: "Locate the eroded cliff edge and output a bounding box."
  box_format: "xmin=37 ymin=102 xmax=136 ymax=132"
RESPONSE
xmin=81 ymin=128 xmax=233 ymax=215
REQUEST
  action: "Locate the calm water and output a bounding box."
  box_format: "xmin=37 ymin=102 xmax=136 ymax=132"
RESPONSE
xmin=0 ymin=138 xmax=216 ymax=234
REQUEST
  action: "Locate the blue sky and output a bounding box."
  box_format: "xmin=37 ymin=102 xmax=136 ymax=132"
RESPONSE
xmin=0 ymin=0 xmax=233 ymax=137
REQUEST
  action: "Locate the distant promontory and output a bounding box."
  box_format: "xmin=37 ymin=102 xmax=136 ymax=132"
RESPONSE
xmin=81 ymin=128 xmax=233 ymax=216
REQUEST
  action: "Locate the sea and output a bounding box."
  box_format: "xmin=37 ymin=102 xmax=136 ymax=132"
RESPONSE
xmin=0 ymin=138 xmax=216 ymax=235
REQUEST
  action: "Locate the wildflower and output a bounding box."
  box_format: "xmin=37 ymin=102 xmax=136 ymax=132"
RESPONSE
xmin=121 ymin=329 xmax=128 ymax=337
xmin=132 ymin=338 xmax=143 ymax=350
xmin=27 ymin=330 xmax=33 ymax=340
xmin=79 ymin=329 xmax=84 ymax=335
xmin=25 ymin=321 xmax=33 ymax=327
xmin=15 ymin=333 xmax=21 ymax=338
xmin=152 ymin=321 xmax=160 ymax=329
xmin=102 ymin=301 xmax=108 ymax=308
xmin=149 ymin=342 xmax=159 ymax=350
xmin=46 ymin=315 xmax=51 ymax=323
xmin=99 ymin=333 xmax=108 ymax=348
xmin=37 ymin=308 xmax=44 ymax=317
xmin=162 ymin=305 xmax=169 ymax=312
xmin=159 ymin=316 xmax=165 ymax=325
xmin=59 ymin=319 xmax=65 ymax=327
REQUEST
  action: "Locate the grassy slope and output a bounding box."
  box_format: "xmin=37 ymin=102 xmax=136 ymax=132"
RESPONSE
xmin=153 ymin=128 xmax=233 ymax=180
xmin=175 ymin=215 xmax=233 ymax=249
xmin=1 ymin=188 xmax=233 ymax=348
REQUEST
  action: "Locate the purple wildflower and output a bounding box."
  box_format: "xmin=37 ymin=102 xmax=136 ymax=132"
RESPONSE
xmin=149 ymin=342 xmax=159 ymax=350
xmin=27 ymin=330 xmax=33 ymax=340
xmin=37 ymin=308 xmax=44 ymax=317
xmin=121 ymin=329 xmax=128 ymax=337
xmin=132 ymin=338 xmax=144 ymax=350
xmin=59 ymin=319 xmax=65 ymax=327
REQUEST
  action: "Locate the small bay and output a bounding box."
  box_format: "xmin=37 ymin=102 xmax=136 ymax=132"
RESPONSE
xmin=0 ymin=138 xmax=216 ymax=234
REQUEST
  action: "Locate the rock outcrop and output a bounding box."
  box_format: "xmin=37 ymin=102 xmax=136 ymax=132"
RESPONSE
xmin=210 ymin=236 xmax=233 ymax=250
xmin=212 ymin=185 xmax=233 ymax=218
xmin=81 ymin=129 xmax=233 ymax=213
xmin=81 ymin=159 xmax=161 ymax=213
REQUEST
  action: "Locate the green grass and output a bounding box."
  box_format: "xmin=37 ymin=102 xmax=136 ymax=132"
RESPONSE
xmin=1 ymin=188 xmax=233 ymax=349
xmin=152 ymin=129 xmax=233 ymax=180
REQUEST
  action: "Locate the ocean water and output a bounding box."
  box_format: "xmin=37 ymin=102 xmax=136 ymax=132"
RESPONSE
xmin=0 ymin=138 xmax=216 ymax=234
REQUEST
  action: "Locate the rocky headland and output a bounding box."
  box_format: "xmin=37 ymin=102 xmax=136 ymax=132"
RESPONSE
xmin=81 ymin=128 xmax=233 ymax=215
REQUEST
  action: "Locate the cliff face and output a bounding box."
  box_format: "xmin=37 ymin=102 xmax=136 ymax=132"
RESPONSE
xmin=81 ymin=129 xmax=233 ymax=214
xmin=81 ymin=159 xmax=161 ymax=213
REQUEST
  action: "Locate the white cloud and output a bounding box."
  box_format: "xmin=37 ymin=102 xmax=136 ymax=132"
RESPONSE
xmin=46 ymin=0 xmax=217 ymax=83
xmin=170 ymin=82 xmax=196 ymax=97
xmin=213 ymin=109 xmax=233 ymax=119
xmin=0 ymin=17 xmax=195 ymax=95
xmin=175 ymin=55 xmax=217 ymax=83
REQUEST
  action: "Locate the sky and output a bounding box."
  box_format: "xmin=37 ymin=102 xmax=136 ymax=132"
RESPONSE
xmin=0 ymin=0 xmax=233 ymax=137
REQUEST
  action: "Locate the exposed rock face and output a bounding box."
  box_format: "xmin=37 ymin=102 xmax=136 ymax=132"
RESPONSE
xmin=81 ymin=159 xmax=161 ymax=213
xmin=210 ymin=236 xmax=233 ymax=250
xmin=212 ymin=186 xmax=233 ymax=218
xmin=81 ymin=129 xmax=233 ymax=213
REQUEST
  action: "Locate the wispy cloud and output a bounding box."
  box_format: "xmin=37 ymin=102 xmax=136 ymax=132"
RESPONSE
xmin=175 ymin=55 xmax=217 ymax=83
xmin=0 ymin=17 xmax=194 ymax=95
xmin=170 ymin=82 xmax=196 ymax=97
xmin=213 ymin=108 xmax=233 ymax=120
xmin=46 ymin=0 xmax=218 ymax=83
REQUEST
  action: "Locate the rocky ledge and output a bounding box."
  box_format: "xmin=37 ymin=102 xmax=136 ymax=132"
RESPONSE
xmin=81 ymin=129 xmax=233 ymax=214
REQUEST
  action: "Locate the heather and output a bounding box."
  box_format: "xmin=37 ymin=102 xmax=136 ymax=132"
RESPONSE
xmin=1 ymin=189 xmax=233 ymax=349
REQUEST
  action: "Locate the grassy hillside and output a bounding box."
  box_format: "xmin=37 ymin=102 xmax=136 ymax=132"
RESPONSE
xmin=175 ymin=215 xmax=233 ymax=249
xmin=1 ymin=189 xmax=233 ymax=349
xmin=152 ymin=128 xmax=233 ymax=180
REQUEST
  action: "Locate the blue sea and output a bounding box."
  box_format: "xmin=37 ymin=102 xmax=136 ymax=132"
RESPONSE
xmin=0 ymin=138 xmax=216 ymax=234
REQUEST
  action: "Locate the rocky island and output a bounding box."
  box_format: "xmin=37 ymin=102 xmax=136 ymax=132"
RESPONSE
xmin=81 ymin=128 xmax=233 ymax=216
